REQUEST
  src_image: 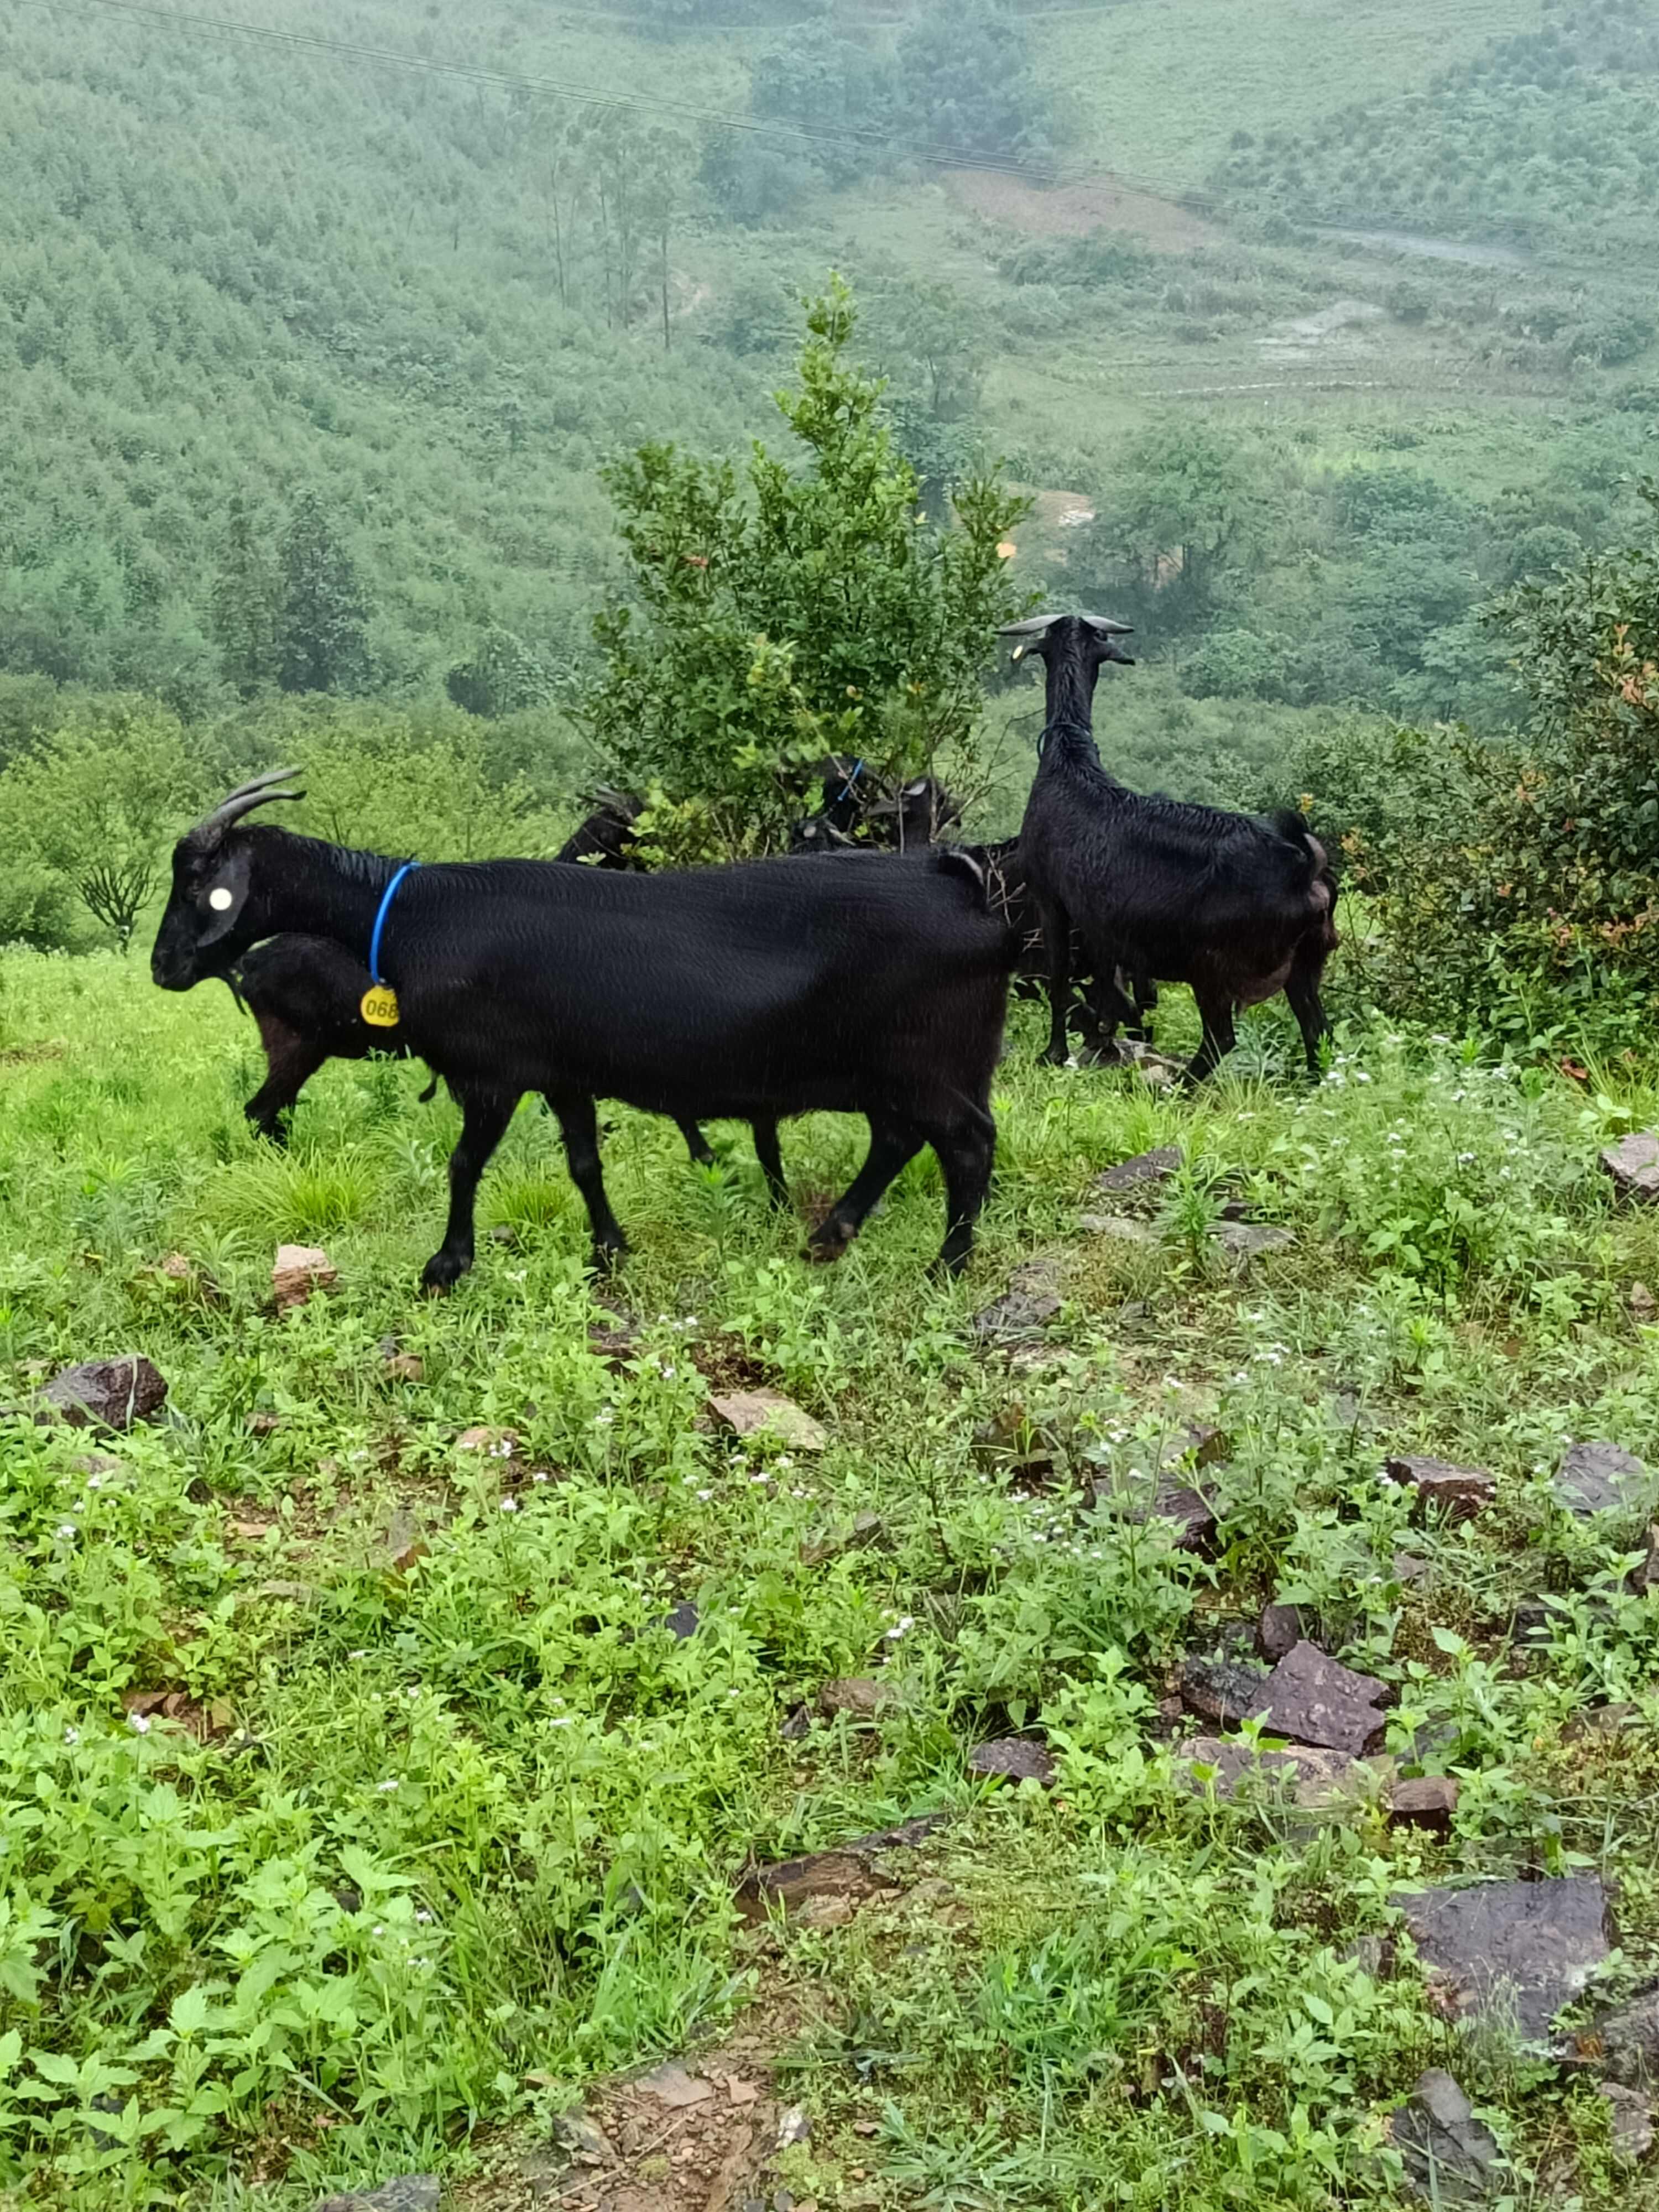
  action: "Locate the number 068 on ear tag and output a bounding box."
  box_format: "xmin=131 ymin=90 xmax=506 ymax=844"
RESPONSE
xmin=360 ymin=985 xmax=400 ymax=1027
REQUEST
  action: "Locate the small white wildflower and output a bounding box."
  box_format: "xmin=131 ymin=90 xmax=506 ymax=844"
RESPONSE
xmin=594 ymin=1409 xmax=614 ymax=1428
xmin=373 ymin=1924 xmax=385 ymax=1937
xmin=1355 ymin=1070 xmax=1372 ymax=1085
xmin=405 ymin=1685 xmax=420 ymax=1699
xmin=885 ymin=1616 xmax=915 ymax=1640
xmin=774 ymin=1455 xmax=794 ymax=1473
xmin=375 ymin=1779 xmax=399 ymax=1793
xmin=532 ymin=1470 xmax=550 ymax=1484
xmin=696 ymin=1488 xmax=713 ymax=1501
xmin=348 ymin=1648 xmax=369 ymax=1661
xmin=128 ymin=1713 xmax=151 ymax=1735
xmin=549 ymin=1715 xmax=574 ymax=1728
xmin=416 ymin=1910 xmax=433 ymax=1924
xmin=64 ymin=1726 xmax=80 ymax=1745
xmin=493 ymin=1438 xmax=514 ymax=1459
xmin=56 ymin=1522 xmax=78 ymax=1541
xmin=499 ymin=1497 xmax=518 ymax=1514
xmin=413 ymin=1956 xmax=433 ymax=1971
xmin=84 ymin=1474 xmax=102 ymax=1491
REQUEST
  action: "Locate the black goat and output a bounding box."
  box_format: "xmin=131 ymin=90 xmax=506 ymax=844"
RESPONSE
xmin=221 ymin=933 xmax=787 ymax=1197
xmin=153 ymin=773 xmax=1011 ymax=1281
xmin=790 ymin=760 xmax=962 ymax=856
xmin=978 ymin=837 xmax=1157 ymax=1058
xmin=1005 ymin=612 xmax=1337 ymax=1081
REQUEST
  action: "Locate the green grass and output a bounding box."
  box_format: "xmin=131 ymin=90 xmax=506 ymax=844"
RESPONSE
xmin=3 ymin=948 xmax=1659 ymax=2206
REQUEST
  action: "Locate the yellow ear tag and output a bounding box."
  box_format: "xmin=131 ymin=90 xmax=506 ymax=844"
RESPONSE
xmin=360 ymin=985 xmax=400 ymax=1027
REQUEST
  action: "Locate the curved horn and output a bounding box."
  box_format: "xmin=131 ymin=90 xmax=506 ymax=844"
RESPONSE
xmin=996 ymin=613 xmax=1065 ymax=638
xmin=185 ymin=767 xmax=305 ymax=847
xmin=1083 ymin=613 xmax=1135 ymax=637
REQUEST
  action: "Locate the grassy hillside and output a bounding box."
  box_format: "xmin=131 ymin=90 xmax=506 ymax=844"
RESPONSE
xmin=3 ymin=950 xmax=1658 ymax=2208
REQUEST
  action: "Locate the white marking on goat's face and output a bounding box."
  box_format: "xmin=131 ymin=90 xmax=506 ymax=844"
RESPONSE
xmin=208 ymin=886 xmax=235 ymax=912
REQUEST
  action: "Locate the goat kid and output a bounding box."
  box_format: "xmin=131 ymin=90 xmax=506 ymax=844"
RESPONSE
xmin=1005 ymin=613 xmax=1337 ymax=1081
xmin=152 ymin=773 xmax=1011 ymax=1282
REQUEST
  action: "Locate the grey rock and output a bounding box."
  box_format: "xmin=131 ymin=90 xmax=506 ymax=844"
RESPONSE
xmin=1175 ymin=1735 xmax=1368 ymax=1810
xmin=1555 ymin=1440 xmax=1651 ymax=1517
xmin=40 ymin=1355 xmax=168 ymax=1431
xmin=1600 ymin=2082 xmax=1655 ymax=2167
xmin=1076 ymin=1213 xmax=1160 ymax=1245
xmin=967 ymin=1736 xmax=1055 ymax=1787
xmin=972 ymin=1261 xmax=1063 ymax=1338
xmin=1161 ymin=1422 xmax=1231 ymax=1471
xmin=1388 ymin=2070 xmax=1503 ymax=2204
xmin=1630 ymin=1525 xmax=1659 ymax=1596
xmin=311 ymin=2179 xmax=441 ymax=2212
xmin=1209 ymin=1220 xmax=1295 ymax=1263
xmin=1253 ymin=1641 xmax=1389 ymax=1756
xmin=1257 ymin=1602 xmax=1303 ymax=1662
xmin=637 ymin=2061 xmax=713 ymax=2109
xmin=1591 ymin=1987 xmax=1659 ymax=2087
xmin=552 ymin=2109 xmax=615 ymax=2166
xmin=662 ymin=1601 xmax=700 ymax=1640
xmin=1093 ymin=1145 xmax=1183 ymax=1195
xmin=1601 ymin=1131 xmax=1659 ymax=1202
xmin=734 ymin=1815 xmax=945 ymax=1923
xmin=1385 ymin=1453 xmax=1496 ymax=1520
xmin=1397 ymin=1876 xmax=1613 ymax=2043
xmin=1151 ymin=1482 xmax=1218 ymax=1554
xmin=776 ymin=2106 xmax=811 ymax=2149
xmin=817 ymin=1677 xmax=889 ymax=1720
xmin=1177 ymin=1652 xmax=1270 ymax=1726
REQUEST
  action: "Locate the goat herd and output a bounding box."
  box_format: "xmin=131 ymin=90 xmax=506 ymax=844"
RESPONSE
xmin=149 ymin=612 xmax=1338 ymax=1286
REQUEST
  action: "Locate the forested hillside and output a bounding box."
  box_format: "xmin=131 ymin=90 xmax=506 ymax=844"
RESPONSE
xmin=2 ymin=0 xmax=1658 ymax=847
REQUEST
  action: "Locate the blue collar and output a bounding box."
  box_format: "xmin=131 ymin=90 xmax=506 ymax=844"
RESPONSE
xmin=369 ymin=862 xmax=419 ymax=986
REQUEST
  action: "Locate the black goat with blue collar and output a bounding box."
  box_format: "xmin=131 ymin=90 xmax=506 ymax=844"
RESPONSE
xmin=202 ymin=796 xmax=783 ymax=1194
xmin=1006 ymin=612 xmax=1337 ymax=1081
xmin=152 ymin=771 xmax=1012 ymax=1282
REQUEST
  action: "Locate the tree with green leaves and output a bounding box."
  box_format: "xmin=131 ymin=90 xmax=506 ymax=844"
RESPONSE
xmin=578 ymin=280 xmax=1029 ymax=862
xmin=275 ymin=494 xmax=372 ymax=696
xmin=1083 ymin=419 xmax=1276 ymax=631
xmin=209 ymin=495 xmax=279 ymax=698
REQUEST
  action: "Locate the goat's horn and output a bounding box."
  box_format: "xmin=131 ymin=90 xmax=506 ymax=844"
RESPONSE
xmin=186 ymin=767 xmax=305 ymax=844
xmin=996 ymin=614 xmax=1063 ymax=638
xmin=1083 ymin=613 xmax=1135 ymax=636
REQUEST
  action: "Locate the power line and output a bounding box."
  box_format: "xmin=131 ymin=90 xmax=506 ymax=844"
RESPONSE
xmin=33 ymin=0 xmax=1217 ymax=206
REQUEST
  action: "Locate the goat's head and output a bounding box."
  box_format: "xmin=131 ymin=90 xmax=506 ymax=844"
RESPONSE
xmin=998 ymin=611 xmax=1136 ymax=672
xmin=150 ymin=768 xmax=305 ymax=990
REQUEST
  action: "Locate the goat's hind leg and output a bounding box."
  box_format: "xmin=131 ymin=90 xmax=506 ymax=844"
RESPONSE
xmin=927 ymin=1108 xmax=996 ymax=1277
xmin=676 ymin=1118 xmax=716 ymax=1167
xmin=1285 ymin=954 xmax=1332 ymax=1079
xmin=807 ymin=1117 xmax=924 ymax=1262
xmin=547 ymin=1091 xmax=629 ymax=1267
xmin=752 ymin=1117 xmax=790 ymax=1209
xmin=1184 ymin=987 xmax=1237 ymax=1085
xmin=424 ymin=1087 xmax=520 ymax=1291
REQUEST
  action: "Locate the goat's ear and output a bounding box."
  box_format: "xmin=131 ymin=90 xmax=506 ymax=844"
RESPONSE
xmin=194 ymin=843 xmax=253 ymax=948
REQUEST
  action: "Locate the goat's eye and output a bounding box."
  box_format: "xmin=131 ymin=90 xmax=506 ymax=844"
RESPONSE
xmin=208 ymin=886 xmax=235 ymax=912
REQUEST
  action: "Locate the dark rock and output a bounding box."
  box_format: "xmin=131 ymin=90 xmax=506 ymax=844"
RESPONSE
xmin=1601 ymin=1131 xmax=1659 ymax=1202
xmin=1397 ymin=1876 xmax=1613 ymax=2043
xmin=1387 ymin=2070 xmax=1503 ymax=2204
xmin=311 ymin=2179 xmax=441 ymax=2212
xmin=1555 ymin=1440 xmax=1651 ymax=1517
xmin=552 ymin=2110 xmax=615 ymax=2166
xmin=1561 ymin=1702 xmax=1637 ymax=1745
xmin=1632 ymin=1281 xmax=1657 ymax=1319
xmin=1393 ymin=1552 xmax=1431 ymax=1584
xmin=586 ymin=1323 xmax=638 ymax=1365
xmin=709 ymin=1390 xmax=827 ymax=1452
xmin=967 ymin=1736 xmax=1055 ymax=1787
xmin=1600 ymin=2082 xmax=1655 ymax=2167
xmin=1177 ymin=1652 xmax=1270 ymax=1726
xmin=1175 ymin=1736 xmax=1368 ymax=1810
xmin=662 ymin=1601 xmax=700 ymax=1640
xmin=1094 ymin=1145 xmax=1183 ymax=1195
xmin=1386 ymin=1453 xmax=1496 ymax=1520
xmin=1257 ymin=1603 xmax=1303 ymax=1662
xmin=1388 ymin=1776 xmax=1460 ymax=1836
xmin=636 ymin=2061 xmax=714 ymax=2108
xmin=1210 ymin=1221 xmax=1295 ymax=1263
xmin=972 ymin=1261 xmax=1063 ymax=1338
xmin=273 ymin=1244 xmax=337 ymax=1311
xmin=40 ymin=1355 xmax=168 ymax=1431
xmin=1152 ymin=1483 xmax=1218 ymax=1554
xmin=1253 ymin=1641 xmax=1389 ymax=1756
xmin=1630 ymin=1525 xmax=1659 ymax=1597
xmin=383 ymin=1352 xmax=425 ymax=1385
xmin=778 ymin=1703 xmax=810 ymax=1741
xmin=1161 ymin=1422 xmax=1231 ymax=1472
xmin=1585 ymin=1987 xmax=1659 ymax=2087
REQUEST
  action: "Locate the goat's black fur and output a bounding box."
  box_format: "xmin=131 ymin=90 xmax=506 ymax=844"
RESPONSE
xmin=154 ymin=812 xmax=1012 ymax=1281
xmin=1013 ymin=614 xmax=1337 ymax=1080
xmin=978 ymin=836 xmax=1157 ymax=1057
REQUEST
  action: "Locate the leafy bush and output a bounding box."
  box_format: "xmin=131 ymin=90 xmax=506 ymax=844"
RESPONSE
xmin=577 ymin=282 xmax=1026 ymax=862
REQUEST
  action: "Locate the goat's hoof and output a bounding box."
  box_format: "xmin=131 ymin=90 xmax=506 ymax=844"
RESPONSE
xmin=420 ymin=1251 xmax=472 ymax=1294
xmin=588 ymin=1238 xmax=629 ymax=1273
xmin=1038 ymin=1046 xmax=1070 ymax=1069
xmin=805 ymin=1222 xmax=854 ymax=1265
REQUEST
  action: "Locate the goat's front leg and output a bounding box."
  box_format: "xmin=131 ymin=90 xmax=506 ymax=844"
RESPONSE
xmin=246 ymin=1018 xmax=327 ymax=1144
xmin=1285 ymin=959 xmax=1332 ymax=1079
xmin=422 ymin=1087 xmax=520 ymax=1291
xmin=1036 ymin=898 xmax=1073 ymax=1067
xmin=549 ymin=1092 xmax=629 ymax=1266
xmin=677 ymin=1118 xmax=716 ymax=1167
